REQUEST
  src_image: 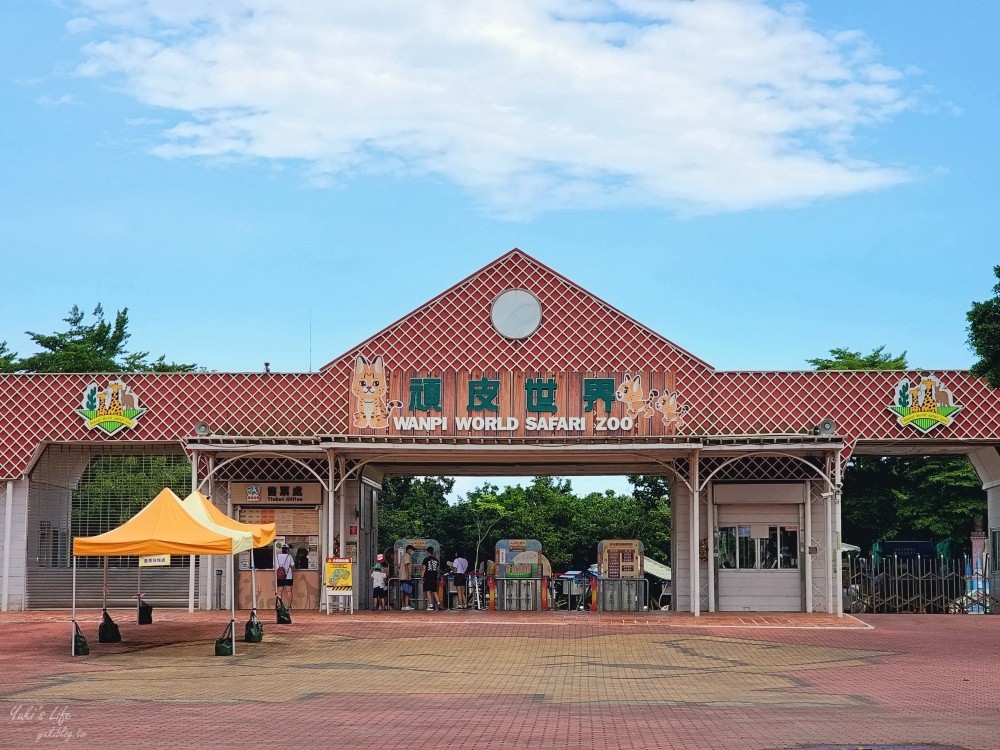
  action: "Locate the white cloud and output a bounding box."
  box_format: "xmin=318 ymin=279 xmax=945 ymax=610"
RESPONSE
xmin=70 ymin=0 xmax=914 ymax=216
xmin=35 ymin=94 xmax=78 ymax=107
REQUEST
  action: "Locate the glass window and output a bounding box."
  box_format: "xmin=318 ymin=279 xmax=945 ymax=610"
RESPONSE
xmin=763 ymin=528 xmax=779 ymax=569
xmin=738 ymin=534 xmax=756 ymax=570
xmin=718 ymin=527 xmax=737 ymax=569
xmin=780 ymin=526 xmax=799 ymax=569
xmin=718 ymin=523 xmax=797 ymax=570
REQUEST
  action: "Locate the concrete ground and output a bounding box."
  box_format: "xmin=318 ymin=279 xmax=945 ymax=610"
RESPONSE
xmin=0 ymin=609 xmax=996 ymax=750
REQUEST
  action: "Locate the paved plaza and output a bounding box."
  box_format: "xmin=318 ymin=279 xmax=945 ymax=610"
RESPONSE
xmin=0 ymin=609 xmax=996 ymax=749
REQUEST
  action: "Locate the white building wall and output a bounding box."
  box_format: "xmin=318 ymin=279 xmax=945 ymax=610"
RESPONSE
xmin=1 ymin=479 xmax=29 ymax=611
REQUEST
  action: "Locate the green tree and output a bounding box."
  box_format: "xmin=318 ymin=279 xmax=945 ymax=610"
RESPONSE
xmin=448 ymin=485 xmax=507 ymax=574
xmin=16 ymin=304 xmax=196 ymax=373
xmin=0 ymin=341 xmax=17 ymax=373
xmin=807 ymin=346 xmax=907 ymax=370
xmin=377 ymin=476 xmax=454 ymax=552
xmin=967 ymin=265 xmax=1000 ymax=387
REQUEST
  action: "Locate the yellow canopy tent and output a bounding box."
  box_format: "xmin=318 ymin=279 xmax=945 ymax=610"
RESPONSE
xmin=182 ymin=491 xmax=275 ymax=548
xmin=181 ymin=491 xmax=276 ymax=615
xmin=71 ymin=488 xmax=250 ymax=656
xmin=75 ymin=488 xmax=246 ymax=556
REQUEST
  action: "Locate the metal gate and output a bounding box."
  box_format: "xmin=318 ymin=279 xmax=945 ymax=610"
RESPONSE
xmin=844 ymin=555 xmax=997 ymax=614
xmin=25 ymin=444 xmax=198 ymax=609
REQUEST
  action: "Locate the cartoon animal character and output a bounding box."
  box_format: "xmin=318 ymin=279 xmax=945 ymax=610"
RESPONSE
xmin=351 ymin=355 xmax=402 ymax=429
xmin=119 ymin=389 xmax=140 ymax=411
xmin=94 ymin=387 xmax=108 ymax=416
xmin=651 ymin=389 xmax=690 ymax=431
xmin=105 ymin=381 xmax=125 ymax=417
xmin=934 ymin=383 xmax=955 ymax=408
xmin=615 ymin=374 xmax=654 ymax=419
xmin=918 ymin=378 xmax=938 ymax=412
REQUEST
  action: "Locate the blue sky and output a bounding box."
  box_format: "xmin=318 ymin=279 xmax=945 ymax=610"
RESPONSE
xmin=2 ymin=1 xmax=998 ymax=499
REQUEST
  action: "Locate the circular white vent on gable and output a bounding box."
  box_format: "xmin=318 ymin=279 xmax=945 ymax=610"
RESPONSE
xmin=490 ymin=289 xmax=542 ymax=340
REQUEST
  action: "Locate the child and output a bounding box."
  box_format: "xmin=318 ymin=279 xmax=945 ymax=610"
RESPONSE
xmin=371 ymin=563 xmax=388 ymax=611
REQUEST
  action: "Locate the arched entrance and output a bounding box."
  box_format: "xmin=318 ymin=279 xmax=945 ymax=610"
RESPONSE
xmin=2 ymin=249 xmax=1000 ymax=614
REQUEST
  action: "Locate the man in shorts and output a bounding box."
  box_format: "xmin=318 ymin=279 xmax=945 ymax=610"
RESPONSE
xmin=275 ymin=545 xmax=294 ymax=607
xmin=399 ymin=544 xmax=415 ymax=610
xmin=421 ymin=547 xmax=442 ymax=611
xmin=450 ymin=553 xmax=469 ymax=609
xmin=370 ymin=563 xmax=388 ymax=611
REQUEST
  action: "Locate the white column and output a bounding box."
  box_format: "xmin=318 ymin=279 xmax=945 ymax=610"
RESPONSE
xmin=706 ymin=485 xmax=715 ymax=613
xmin=206 ymin=456 xmax=216 ymax=611
xmin=338 ymin=458 xmax=346 ymax=557
xmin=690 ymin=452 xmax=700 ymax=617
xmin=825 ymin=483 xmax=833 ymax=615
xmin=804 ymin=482 xmax=813 ymax=614
xmin=2 ymin=480 xmax=12 ymax=612
xmin=189 ymin=455 xmax=197 ymax=613
xmin=834 ymin=449 xmax=844 ymax=618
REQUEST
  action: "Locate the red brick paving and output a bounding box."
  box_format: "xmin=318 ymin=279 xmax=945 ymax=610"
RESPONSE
xmin=0 ymin=609 xmax=995 ymax=750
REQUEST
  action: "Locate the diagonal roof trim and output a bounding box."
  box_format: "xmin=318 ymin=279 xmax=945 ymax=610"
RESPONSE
xmin=319 ymin=248 xmax=714 ymax=372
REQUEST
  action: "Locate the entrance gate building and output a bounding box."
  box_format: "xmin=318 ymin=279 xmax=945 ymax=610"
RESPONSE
xmin=2 ymin=249 xmax=1000 ymax=614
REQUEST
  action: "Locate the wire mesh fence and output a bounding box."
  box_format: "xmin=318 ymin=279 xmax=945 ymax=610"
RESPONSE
xmin=843 ymin=554 xmax=996 ymax=614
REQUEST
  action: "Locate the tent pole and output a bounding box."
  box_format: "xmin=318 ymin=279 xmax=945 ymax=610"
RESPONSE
xmin=231 ymin=574 xmax=236 ymax=656
xmin=102 ymin=555 xmax=108 ymax=610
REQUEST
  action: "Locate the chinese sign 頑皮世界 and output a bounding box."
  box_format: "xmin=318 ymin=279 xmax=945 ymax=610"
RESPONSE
xmin=348 ymin=356 xmax=689 ymax=438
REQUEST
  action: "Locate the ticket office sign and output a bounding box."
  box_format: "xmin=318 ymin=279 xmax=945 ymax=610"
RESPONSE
xmin=350 ymin=368 xmax=687 ymax=437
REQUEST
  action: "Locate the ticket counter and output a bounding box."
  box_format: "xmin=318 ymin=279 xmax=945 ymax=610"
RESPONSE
xmin=232 ymin=482 xmax=323 ymax=610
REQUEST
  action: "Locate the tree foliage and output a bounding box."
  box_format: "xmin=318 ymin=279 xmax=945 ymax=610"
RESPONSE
xmin=378 ymin=475 xmax=671 ymax=572
xmin=12 ymin=304 xmax=196 ymax=373
xmin=806 ymin=346 xmax=908 ymax=370
xmin=0 ymin=341 xmax=17 ymax=373
xmin=967 ymin=265 xmax=1000 ymax=387
xmin=811 ymin=346 xmax=985 ymax=553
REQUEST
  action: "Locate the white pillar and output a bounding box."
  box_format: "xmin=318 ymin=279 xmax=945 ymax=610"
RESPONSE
xmin=189 ymin=455 xmax=197 ymax=613
xmin=690 ymin=452 xmax=700 ymax=617
xmin=804 ymin=482 xmax=813 ymax=614
xmin=825 ymin=483 xmax=833 ymax=615
xmin=834 ymin=449 xmax=844 ymax=618
xmin=2 ymin=480 xmax=12 ymax=612
xmin=706 ymin=485 xmax=715 ymax=613
xmin=339 ymin=462 xmax=346 ymax=558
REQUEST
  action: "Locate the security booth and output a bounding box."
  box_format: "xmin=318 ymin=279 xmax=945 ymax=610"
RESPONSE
xmin=593 ymin=540 xmax=647 ymax=611
xmin=713 ymin=483 xmax=806 ymax=612
xmin=393 ymin=538 xmax=441 ymax=610
xmin=491 ymin=539 xmax=546 ymax=611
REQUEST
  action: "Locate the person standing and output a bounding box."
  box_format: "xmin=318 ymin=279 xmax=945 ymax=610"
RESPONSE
xmin=370 ymin=563 xmax=388 ymax=611
xmin=421 ymin=547 xmax=442 ymax=611
xmin=450 ymin=553 xmax=469 ymax=609
xmin=399 ymin=544 xmax=415 ymax=610
xmin=275 ymin=545 xmax=294 ymax=607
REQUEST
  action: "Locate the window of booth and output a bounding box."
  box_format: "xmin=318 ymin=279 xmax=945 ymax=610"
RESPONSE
xmin=719 ymin=525 xmax=798 ymax=570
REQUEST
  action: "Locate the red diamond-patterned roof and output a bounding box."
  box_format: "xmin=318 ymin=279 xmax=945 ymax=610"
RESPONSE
xmin=1 ymin=249 xmax=998 ymax=478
